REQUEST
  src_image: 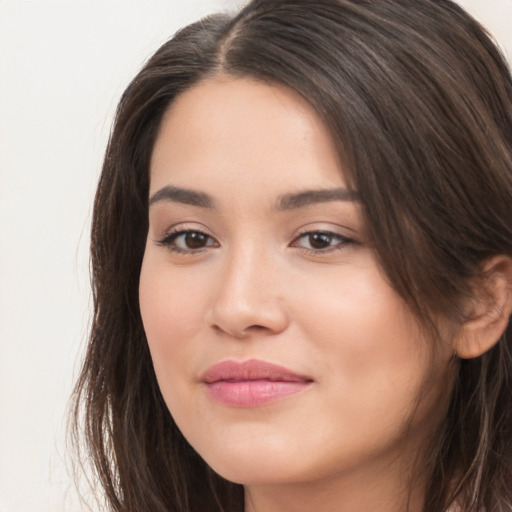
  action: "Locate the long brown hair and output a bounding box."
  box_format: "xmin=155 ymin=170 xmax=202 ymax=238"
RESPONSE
xmin=72 ymin=1 xmax=512 ymax=511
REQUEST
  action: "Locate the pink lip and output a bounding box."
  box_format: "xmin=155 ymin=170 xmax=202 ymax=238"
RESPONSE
xmin=200 ymin=359 xmax=313 ymax=408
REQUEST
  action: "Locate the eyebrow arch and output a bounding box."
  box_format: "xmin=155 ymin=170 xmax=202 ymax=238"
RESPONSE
xmin=149 ymin=185 xmax=215 ymax=208
xmin=276 ymin=188 xmax=359 ymax=210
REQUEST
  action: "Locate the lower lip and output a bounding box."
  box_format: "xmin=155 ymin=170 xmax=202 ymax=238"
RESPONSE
xmin=205 ymin=380 xmax=311 ymax=407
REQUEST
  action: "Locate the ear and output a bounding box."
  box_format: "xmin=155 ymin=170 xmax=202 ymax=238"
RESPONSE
xmin=455 ymin=255 xmax=512 ymax=359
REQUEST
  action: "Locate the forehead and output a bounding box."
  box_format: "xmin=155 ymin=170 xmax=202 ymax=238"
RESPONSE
xmin=149 ymin=76 xmax=347 ymax=197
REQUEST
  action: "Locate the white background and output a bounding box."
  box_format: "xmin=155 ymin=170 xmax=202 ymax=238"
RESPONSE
xmin=0 ymin=1 xmax=510 ymax=511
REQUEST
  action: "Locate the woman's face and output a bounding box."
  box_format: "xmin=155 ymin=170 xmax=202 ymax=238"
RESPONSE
xmin=139 ymin=76 xmax=456 ymax=488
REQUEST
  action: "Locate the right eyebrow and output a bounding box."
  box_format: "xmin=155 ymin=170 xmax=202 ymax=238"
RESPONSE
xmin=275 ymin=188 xmax=359 ymax=210
xmin=149 ymin=185 xmax=215 ymax=208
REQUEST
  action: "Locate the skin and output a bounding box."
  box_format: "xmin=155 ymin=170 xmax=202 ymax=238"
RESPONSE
xmin=139 ymin=76 xmax=458 ymax=512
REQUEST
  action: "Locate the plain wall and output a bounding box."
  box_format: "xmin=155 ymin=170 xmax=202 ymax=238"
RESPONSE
xmin=0 ymin=1 xmax=510 ymax=511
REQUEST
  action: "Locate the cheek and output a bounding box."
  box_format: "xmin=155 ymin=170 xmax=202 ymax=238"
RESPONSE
xmin=292 ymin=260 xmax=432 ymax=418
xmin=294 ymin=258 xmax=423 ymax=361
xmin=138 ymin=252 xmax=207 ymax=382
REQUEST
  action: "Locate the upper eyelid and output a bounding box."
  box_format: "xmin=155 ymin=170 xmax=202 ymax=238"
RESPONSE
xmin=290 ymin=230 xmax=352 ymax=245
xmin=157 ymin=228 xmax=217 ymax=243
xmin=295 ymin=230 xmax=349 ymax=238
xmin=292 ymin=225 xmax=357 ymax=239
xmin=153 ymin=222 xmax=358 ymax=245
xmin=155 ymin=222 xmax=216 ymax=239
xmin=155 ymin=229 xmax=219 ymax=255
xmin=156 ymin=230 xmax=351 ymax=256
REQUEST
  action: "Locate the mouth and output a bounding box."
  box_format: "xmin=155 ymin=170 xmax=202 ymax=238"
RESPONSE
xmin=200 ymin=359 xmax=314 ymax=408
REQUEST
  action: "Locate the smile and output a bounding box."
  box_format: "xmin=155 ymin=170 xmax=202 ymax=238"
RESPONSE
xmin=200 ymin=359 xmax=314 ymax=408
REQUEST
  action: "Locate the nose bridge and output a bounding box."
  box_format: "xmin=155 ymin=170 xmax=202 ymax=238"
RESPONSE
xmin=209 ymin=237 xmax=288 ymax=337
xmin=225 ymin=240 xmax=265 ymax=295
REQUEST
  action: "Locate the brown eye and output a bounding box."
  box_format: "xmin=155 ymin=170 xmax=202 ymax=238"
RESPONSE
xmin=292 ymin=231 xmax=354 ymax=253
xmin=308 ymin=233 xmax=335 ymax=249
xmin=183 ymin=231 xmax=209 ymax=249
xmin=158 ymin=230 xmax=218 ymax=253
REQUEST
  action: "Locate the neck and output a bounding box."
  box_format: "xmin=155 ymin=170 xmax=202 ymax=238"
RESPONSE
xmin=244 ymin=452 xmax=427 ymax=512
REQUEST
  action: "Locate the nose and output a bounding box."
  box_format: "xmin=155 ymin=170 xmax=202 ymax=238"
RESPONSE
xmin=207 ymin=246 xmax=289 ymax=339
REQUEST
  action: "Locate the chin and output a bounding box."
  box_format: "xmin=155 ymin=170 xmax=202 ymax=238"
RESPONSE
xmin=194 ymin=436 xmax=310 ymax=486
xmin=209 ymin=459 xmax=301 ymax=486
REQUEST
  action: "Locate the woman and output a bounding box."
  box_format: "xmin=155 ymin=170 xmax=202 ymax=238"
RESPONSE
xmin=72 ymin=1 xmax=512 ymax=511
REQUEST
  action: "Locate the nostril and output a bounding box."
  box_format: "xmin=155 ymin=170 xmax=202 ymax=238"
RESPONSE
xmin=246 ymin=325 xmax=268 ymax=332
xmin=211 ymin=323 xmax=272 ymax=338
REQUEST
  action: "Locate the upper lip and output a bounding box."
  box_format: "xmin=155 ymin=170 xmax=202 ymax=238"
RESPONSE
xmin=200 ymin=359 xmax=313 ymax=384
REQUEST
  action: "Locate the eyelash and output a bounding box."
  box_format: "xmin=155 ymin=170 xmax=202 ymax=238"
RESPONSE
xmin=156 ymin=228 xmax=356 ymax=255
xmin=156 ymin=229 xmax=218 ymax=254
xmin=291 ymin=230 xmax=356 ymax=254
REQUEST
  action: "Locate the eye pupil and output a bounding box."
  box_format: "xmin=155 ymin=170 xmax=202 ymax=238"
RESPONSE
xmin=185 ymin=232 xmax=208 ymax=248
xmin=309 ymin=233 xmax=332 ymax=249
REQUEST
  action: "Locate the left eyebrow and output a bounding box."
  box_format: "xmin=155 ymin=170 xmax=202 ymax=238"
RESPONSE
xmin=275 ymin=188 xmax=359 ymax=211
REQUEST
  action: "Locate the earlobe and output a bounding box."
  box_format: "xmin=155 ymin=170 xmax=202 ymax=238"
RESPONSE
xmin=455 ymin=255 xmax=512 ymax=359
